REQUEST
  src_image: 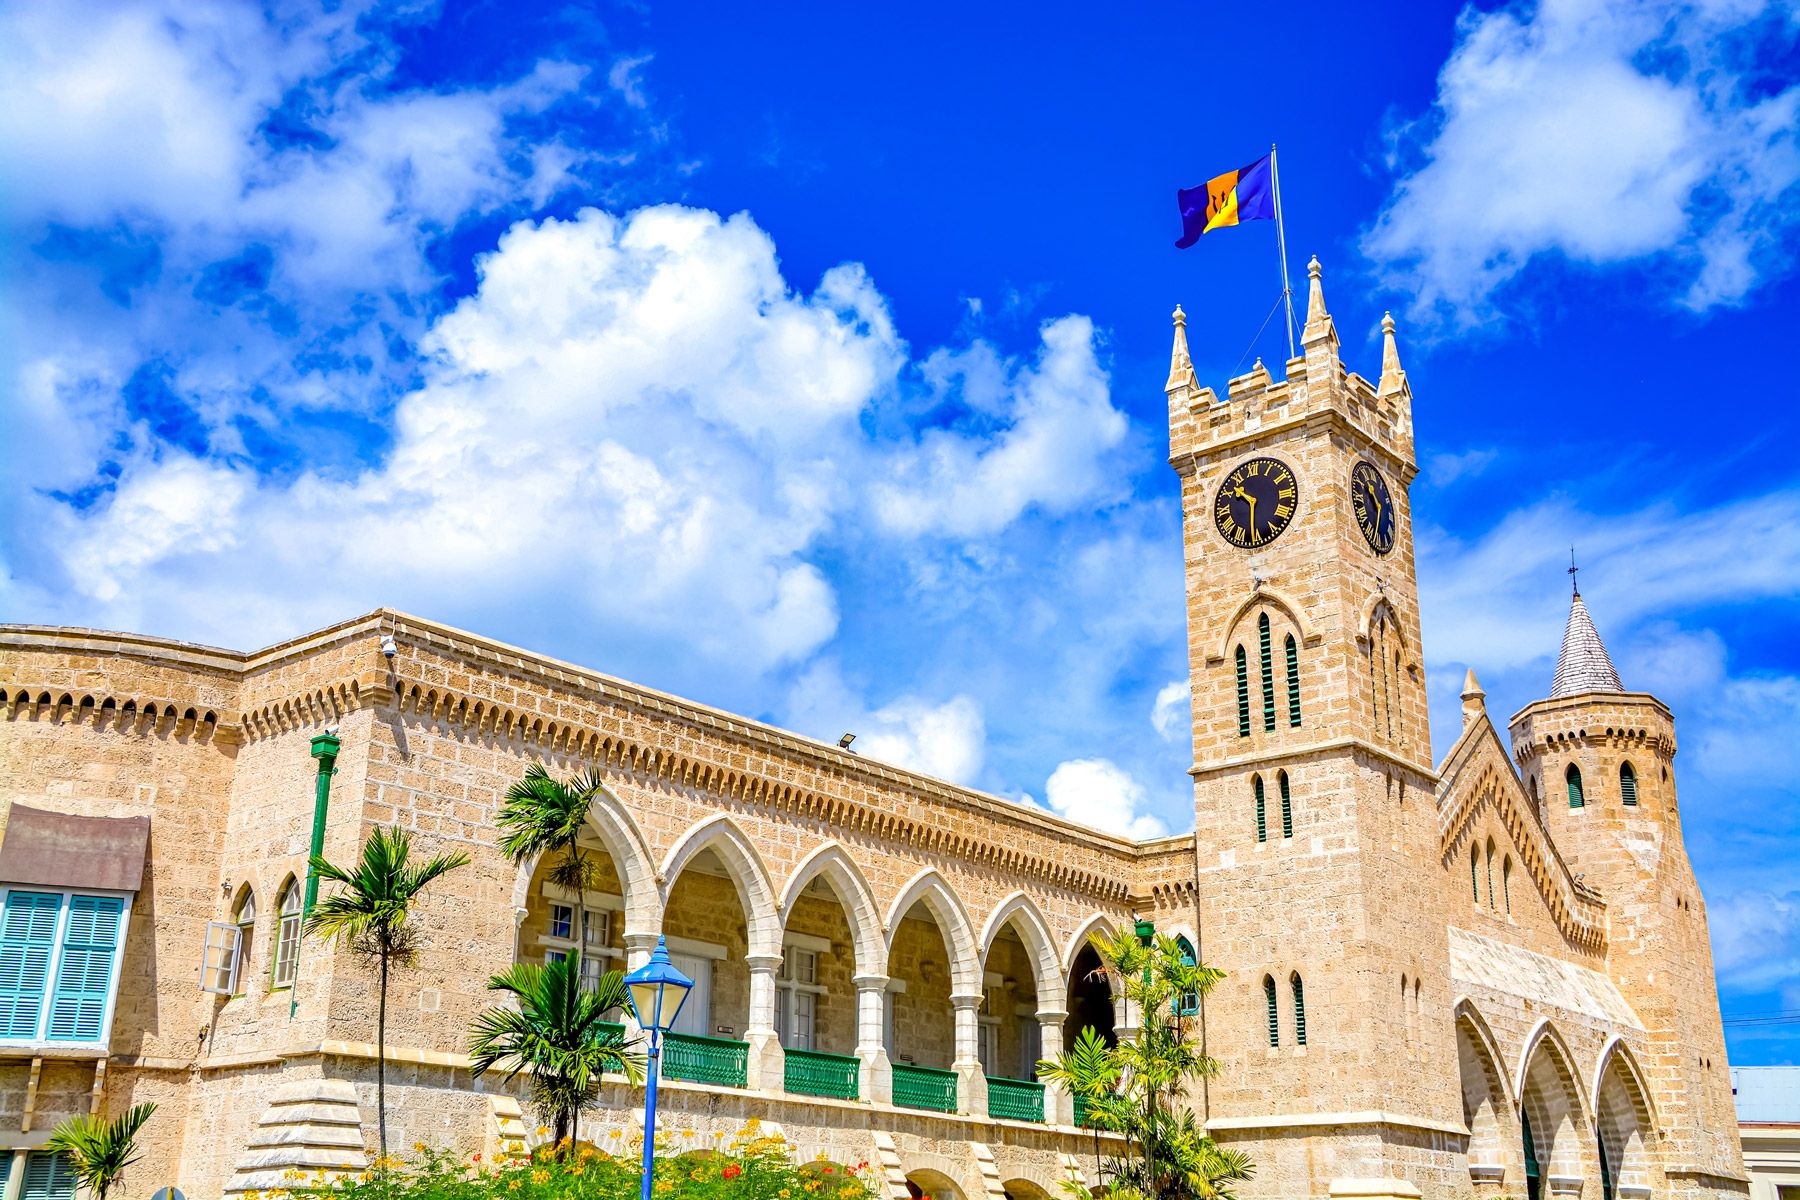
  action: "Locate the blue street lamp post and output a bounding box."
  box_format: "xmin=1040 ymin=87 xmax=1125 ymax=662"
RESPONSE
xmin=624 ymin=936 xmax=693 ymax=1200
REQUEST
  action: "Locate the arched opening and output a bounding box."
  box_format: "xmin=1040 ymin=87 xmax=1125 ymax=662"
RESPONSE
xmin=231 ymin=886 xmax=257 ymax=994
xmin=1595 ymin=1041 xmax=1660 ymax=1198
xmin=1566 ymin=764 xmax=1585 ymax=809
xmin=1519 ymin=1025 xmax=1592 ymax=1199
xmin=1278 ymin=772 xmax=1293 ymax=839
xmin=1002 ymin=1179 xmax=1056 ymax=1200
xmin=1502 ymin=857 xmax=1513 ymax=914
xmin=1485 ymin=839 xmax=1497 ymax=909
xmin=777 ymin=846 xmax=885 ymax=1100
xmin=907 ymin=1168 xmax=968 ymax=1200
xmin=1253 ymin=775 xmax=1267 ymax=843
xmin=979 ymin=896 xmax=1062 ymax=1121
xmin=886 ymin=875 xmax=979 ymax=1113
xmin=1619 ymin=762 xmax=1639 ymax=807
xmin=1065 ymin=942 xmax=1115 ymax=1050
xmin=1290 ymin=973 xmax=1307 ymax=1045
xmin=1455 ymin=1004 xmax=1517 ymax=1187
xmin=1262 ymin=974 xmax=1279 ymax=1046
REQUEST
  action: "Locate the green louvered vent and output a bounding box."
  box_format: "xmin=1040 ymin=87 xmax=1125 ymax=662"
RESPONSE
xmin=21 ymin=1153 xmax=75 ymax=1200
xmin=1291 ymin=975 xmax=1307 ymax=1046
xmin=1258 ymin=615 xmax=1276 ymax=732
xmin=1285 ymin=635 xmax=1302 ymax=726
xmin=1235 ymin=646 xmax=1250 ymax=737
xmin=1567 ymin=765 xmax=1585 ymax=809
xmin=47 ymin=896 xmax=122 ymax=1042
xmin=1470 ymin=850 xmax=1480 ymax=903
xmin=0 ymin=894 xmax=61 ymax=1041
xmin=1263 ymin=976 xmax=1278 ymax=1047
xmin=1254 ymin=777 xmax=1266 ymax=844
xmin=1279 ymin=773 xmax=1293 ymax=839
xmin=1620 ymin=763 xmax=1638 ymax=807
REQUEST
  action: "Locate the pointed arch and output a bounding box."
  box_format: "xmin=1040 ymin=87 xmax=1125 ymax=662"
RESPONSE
xmin=1061 ymin=912 xmax=1121 ymax=976
xmin=507 ymin=782 xmax=661 ymax=938
xmin=978 ymin=891 xmax=1064 ymax=1004
xmin=1454 ymin=997 xmax=1518 ymax=1178
xmin=884 ymin=868 xmax=981 ymax=995
xmin=661 ymin=814 xmax=782 ymax=960
xmin=779 ymin=842 xmax=886 ymax=977
xmin=1592 ymin=1036 xmax=1659 ymax=1132
xmin=1594 ymin=1036 xmax=1662 ymax=1197
xmin=1518 ymin=1019 xmax=1593 ymax=1187
xmin=1213 ymin=586 xmax=1319 ymax=663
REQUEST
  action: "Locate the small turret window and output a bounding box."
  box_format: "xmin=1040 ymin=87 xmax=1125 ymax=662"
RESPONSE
xmin=1279 ymin=771 xmax=1293 ymax=839
xmin=1285 ymin=635 xmax=1302 ymax=727
xmin=1620 ymin=762 xmax=1638 ymax=807
xmin=1291 ymin=973 xmax=1307 ymax=1045
xmin=1174 ymin=937 xmax=1199 ymax=1016
xmin=1235 ymin=646 xmax=1250 ymax=738
xmin=1263 ymin=975 xmax=1279 ymax=1046
xmin=1502 ymin=856 xmax=1513 ymax=913
xmin=1254 ymin=775 xmax=1267 ymax=843
xmin=1485 ymin=839 xmax=1496 ymax=909
xmin=1469 ymin=847 xmax=1479 ymax=902
xmin=1259 ymin=614 xmax=1276 ymax=732
xmin=1567 ymin=764 xmax=1585 ymax=809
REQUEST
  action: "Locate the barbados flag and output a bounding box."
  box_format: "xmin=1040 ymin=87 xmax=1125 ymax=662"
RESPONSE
xmin=1175 ymin=153 xmax=1276 ymax=248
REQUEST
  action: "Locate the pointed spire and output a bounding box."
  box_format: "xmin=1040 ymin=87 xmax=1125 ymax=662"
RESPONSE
xmin=1551 ymin=591 xmax=1625 ymax=698
xmin=1378 ymin=311 xmax=1407 ymax=394
xmin=1166 ymin=304 xmax=1197 ymax=392
xmin=1460 ymin=668 xmax=1487 ymax=728
xmin=1301 ymin=255 xmax=1338 ymax=352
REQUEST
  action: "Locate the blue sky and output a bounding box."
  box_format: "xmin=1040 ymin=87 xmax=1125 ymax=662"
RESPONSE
xmin=2 ymin=0 xmax=1797 ymax=1058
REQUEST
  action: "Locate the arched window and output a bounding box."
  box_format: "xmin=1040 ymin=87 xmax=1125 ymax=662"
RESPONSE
xmin=1567 ymin=763 xmax=1585 ymax=809
xmin=1469 ymin=846 xmax=1479 ymax=902
xmin=1291 ymin=974 xmax=1307 ymax=1045
xmin=232 ymin=888 xmax=257 ymax=994
xmin=1253 ymin=775 xmax=1267 ymax=843
xmin=1502 ymin=856 xmax=1513 ymax=913
xmin=271 ymin=878 xmax=302 ymax=989
xmin=1620 ymin=762 xmax=1638 ymax=807
xmin=1262 ymin=975 xmax=1279 ymax=1046
xmin=1529 ymin=776 xmax=1539 ymax=806
xmin=1279 ymin=771 xmax=1293 ymax=839
xmin=1285 ymin=635 xmax=1302 ymax=727
xmin=1235 ymin=646 xmax=1250 ymax=738
xmin=1258 ymin=614 xmax=1276 ymax=732
xmin=1174 ymin=937 xmax=1199 ymax=1016
xmin=1485 ymin=839 xmax=1496 ymax=909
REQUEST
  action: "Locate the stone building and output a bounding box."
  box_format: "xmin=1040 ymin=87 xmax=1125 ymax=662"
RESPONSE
xmin=0 ymin=261 xmax=1746 ymax=1200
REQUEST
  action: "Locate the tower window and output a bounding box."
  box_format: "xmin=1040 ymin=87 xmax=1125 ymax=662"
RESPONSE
xmin=1285 ymin=635 xmax=1302 ymax=726
xmin=1502 ymin=856 xmax=1513 ymax=914
xmin=1254 ymin=775 xmax=1267 ymax=844
xmin=1279 ymin=771 xmax=1293 ymax=839
xmin=1291 ymin=973 xmax=1307 ymax=1046
xmin=1263 ymin=975 xmax=1278 ymax=1046
xmin=1469 ymin=847 xmax=1479 ymax=903
xmin=1567 ymin=764 xmax=1585 ymax=809
xmin=1174 ymin=937 xmax=1199 ymax=1016
xmin=1620 ymin=762 xmax=1638 ymax=807
xmin=1235 ymin=646 xmax=1250 ymax=738
xmin=1259 ymin=614 xmax=1276 ymax=732
xmin=1485 ymin=840 xmax=1496 ymax=909
xmin=271 ymin=878 xmax=301 ymax=989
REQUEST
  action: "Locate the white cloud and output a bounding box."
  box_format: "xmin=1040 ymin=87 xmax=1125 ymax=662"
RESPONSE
xmin=1363 ymin=0 xmax=1800 ymax=325
xmin=1423 ymin=448 xmax=1497 ymax=488
xmin=854 ymin=696 xmax=988 ymax=785
xmin=1710 ymin=889 xmax=1800 ymax=991
xmin=1041 ymin=758 xmax=1170 ymax=840
xmin=1691 ymin=674 xmax=1800 ymax=783
xmin=1151 ymin=681 xmax=1190 ymax=741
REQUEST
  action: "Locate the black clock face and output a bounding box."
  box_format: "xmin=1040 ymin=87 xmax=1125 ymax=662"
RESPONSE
xmin=1351 ymin=460 xmax=1396 ymax=555
xmin=1214 ymin=456 xmax=1298 ymax=549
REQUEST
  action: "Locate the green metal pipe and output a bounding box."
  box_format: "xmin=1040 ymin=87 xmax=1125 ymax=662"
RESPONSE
xmin=290 ymin=731 xmax=340 ymax=1020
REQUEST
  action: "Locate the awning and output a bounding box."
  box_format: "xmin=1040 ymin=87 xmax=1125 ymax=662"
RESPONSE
xmin=0 ymin=804 xmax=150 ymax=893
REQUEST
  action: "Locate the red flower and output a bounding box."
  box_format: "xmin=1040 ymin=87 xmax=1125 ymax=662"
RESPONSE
xmin=722 ymin=1165 xmax=743 ymax=1180
xmin=824 ymin=1168 xmax=835 ymax=1174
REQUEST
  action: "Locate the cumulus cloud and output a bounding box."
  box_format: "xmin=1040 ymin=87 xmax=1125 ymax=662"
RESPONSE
xmin=853 ymin=696 xmax=988 ymax=785
xmin=1364 ymin=0 xmax=1800 ymax=326
xmin=1040 ymin=758 xmax=1170 ymax=840
xmin=1151 ymin=681 xmax=1190 ymax=741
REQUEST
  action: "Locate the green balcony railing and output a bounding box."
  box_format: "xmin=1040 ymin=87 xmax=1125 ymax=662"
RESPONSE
xmin=892 ymin=1063 xmax=958 ymax=1113
xmin=783 ymin=1048 xmax=860 ymax=1100
xmin=986 ymin=1076 xmax=1045 ymax=1123
xmin=596 ymin=1021 xmax=626 ymax=1049
xmin=1074 ymin=1093 xmax=1097 ymax=1127
xmin=662 ymin=1032 xmax=749 ymax=1088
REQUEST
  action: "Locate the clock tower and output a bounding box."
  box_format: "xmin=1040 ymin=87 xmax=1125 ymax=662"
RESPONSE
xmin=1168 ymin=259 xmax=1458 ymax=1198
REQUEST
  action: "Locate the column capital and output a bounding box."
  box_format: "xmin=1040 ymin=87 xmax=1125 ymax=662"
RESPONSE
xmin=949 ymin=991 xmax=985 ymax=1010
xmin=852 ymin=973 xmax=891 ymax=991
xmin=1035 ymin=1007 xmax=1070 ymax=1023
xmin=744 ymin=953 xmax=783 ymax=972
xmin=622 ymin=931 xmax=660 ymax=950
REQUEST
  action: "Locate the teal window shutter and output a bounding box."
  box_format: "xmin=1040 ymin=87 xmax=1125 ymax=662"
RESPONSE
xmin=0 ymin=893 xmax=62 ymax=1040
xmin=1258 ymin=615 xmax=1276 ymax=732
xmin=1235 ymin=646 xmax=1250 ymax=737
xmin=1470 ymin=849 xmax=1479 ymax=903
xmin=1263 ymin=975 xmax=1278 ymax=1046
xmin=1620 ymin=763 xmax=1638 ymax=806
xmin=1567 ymin=764 xmax=1585 ymax=809
xmin=1285 ymin=635 xmax=1301 ymax=726
xmin=1174 ymin=937 xmax=1199 ymax=1016
xmin=22 ymin=1152 xmax=76 ymax=1200
xmin=46 ymin=896 xmax=123 ymax=1043
xmin=1279 ymin=772 xmax=1293 ymax=839
xmin=1254 ymin=776 xmax=1266 ymax=843
xmin=1291 ymin=974 xmax=1307 ymax=1045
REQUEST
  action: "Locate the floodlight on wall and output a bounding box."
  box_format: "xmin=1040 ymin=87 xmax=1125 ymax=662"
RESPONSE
xmin=837 ymin=733 xmax=856 ymax=750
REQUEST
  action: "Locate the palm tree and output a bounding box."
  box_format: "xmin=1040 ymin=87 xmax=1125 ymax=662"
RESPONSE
xmin=44 ymin=1103 xmax=156 ymax=1200
xmin=306 ymin=826 xmax=469 ymax=1162
xmin=469 ymin=952 xmax=644 ymax=1150
xmin=1038 ymin=1024 xmax=1118 ymax=1187
xmin=498 ymin=763 xmax=608 ymax=916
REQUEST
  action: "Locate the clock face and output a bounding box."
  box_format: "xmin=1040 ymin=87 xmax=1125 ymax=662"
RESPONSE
xmin=1214 ymin=456 xmax=1298 ymax=549
xmin=1351 ymin=460 xmax=1396 ymax=555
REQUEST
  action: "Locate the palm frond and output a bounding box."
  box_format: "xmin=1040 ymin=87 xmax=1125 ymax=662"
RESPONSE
xmin=45 ymin=1103 xmax=156 ymax=1200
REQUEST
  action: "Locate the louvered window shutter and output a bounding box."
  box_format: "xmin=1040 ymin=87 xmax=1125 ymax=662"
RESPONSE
xmin=1285 ymin=636 xmax=1302 ymax=726
xmin=1567 ymin=765 xmax=1585 ymax=809
xmin=1235 ymin=647 xmax=1250 ymax=737
xmin=1291 ymin=975 xmax=1307 ymax=1045
xmin=1263 ymin=976 xmax=1278 ymax=1046
xmin=0 ymin=893 xmax=62 ymax=1040
xmin=1620 ymin=764 xmax=1638 ymax=807
xmin=22 ymin=1151 xmax=76 ymax=1200
xmin=1254 ymin=777 xmax=1266 ymax=843
xmin=1279 ymin=773 xmax=1293 ymax=839
xmin=1258 ymin=615 xmax=1276 ymax=732
xmin=47 ymin=896 xmax=123 ymax=1042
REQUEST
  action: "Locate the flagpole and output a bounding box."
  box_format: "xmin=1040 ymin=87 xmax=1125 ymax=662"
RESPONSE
xmin=1270 ymin=142 xmax=1297 ymax=362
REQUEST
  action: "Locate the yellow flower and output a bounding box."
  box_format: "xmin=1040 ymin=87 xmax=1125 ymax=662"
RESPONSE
xmin=780 ymin=1190 xmax=792 ymax=1199
xmin=609 ymin=1129 xmax=624 ymax=1139
xmin=532 ymin=1169 xmax=550 ymax=1185
xmin=507 ymin=1182 xmax=521 ymax=1193
xmin=680 ymin=1129 xmax=695 ymax=1137
xmin=570 ymin=1167 xmax=585 ymax=1178
xmin=656 ymin=1182 xmax=674 ymax=1194
xmin=537 ymin=1125 xmax=552 ymax=1136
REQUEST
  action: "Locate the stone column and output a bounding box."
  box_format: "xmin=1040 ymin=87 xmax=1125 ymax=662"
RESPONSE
xmin=1036 ymin=1006 xmax=1073 ymax=1125
xmin=744 ymin=952 xmax=786 ymax=1093
xmin=2 ymin=1150 xmax=26 ymax=1200
xmin=1113 ymin=986 xmax=1140 ymax=1043
xmin=950 ymin=991 xmax=988 ymax=1117
xmin=854 ymin=973 xmax=893 ymax=1104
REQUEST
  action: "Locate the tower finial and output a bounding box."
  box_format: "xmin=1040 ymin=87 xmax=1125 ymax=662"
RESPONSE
xmin=1378 ymin=310 xmax=1407 ymax=395
xmin=1166 ymin=304 xmax=1196 ymax=393
xmin=1569 ymin=547 xmax=1579 ymax=596
xmin=1301 ymin=255 xmax=1337 ymax=351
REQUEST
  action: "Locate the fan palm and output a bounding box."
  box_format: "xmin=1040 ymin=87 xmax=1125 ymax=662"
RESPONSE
xmin=498 ymin=763 xmax=608 ymax=916
xmin=306 ymin=826 xmax=468 ymax=1162
xmin=1038 ymin=1023 xmax=1119 ymax=1186
xmin=44 ymin=1102 xmax=156 ymax=1200
xmin=469 ymin=952 xmax=644 ymax=1150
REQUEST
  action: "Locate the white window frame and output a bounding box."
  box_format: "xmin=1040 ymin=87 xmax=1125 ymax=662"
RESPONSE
xmin=201 ymin=921 xmax=241 ymax=996
xmin=0 ymin=886 xmax=133 ymax=1052
xmin=775 ymin=939 xmax=827 ymax=1051
xmin=270 ymin=882 xmax=301 ymax=990
xmin=536 ymin=885 xmax=624 ymax=962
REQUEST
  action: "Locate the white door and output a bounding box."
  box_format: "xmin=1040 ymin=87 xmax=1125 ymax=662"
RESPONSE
xmin=669 ymin=953 xmax=711 ymax=1037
